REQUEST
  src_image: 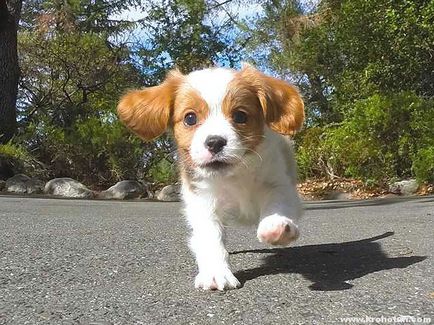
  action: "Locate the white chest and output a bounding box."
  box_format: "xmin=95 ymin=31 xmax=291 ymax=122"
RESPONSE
xmin=213 ymin=177 xmax=263 ymax=226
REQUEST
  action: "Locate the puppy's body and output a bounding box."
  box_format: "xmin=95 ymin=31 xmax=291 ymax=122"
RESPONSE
xmin=183 ymin=127 xmax=301 ymax=227
xmin=117 ymin=65 xmax=304 ymax=290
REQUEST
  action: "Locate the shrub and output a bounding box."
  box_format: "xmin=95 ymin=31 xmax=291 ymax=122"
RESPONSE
xmin=295 ymin=92 xmax=434 ymax=184
xmin=0 ymin=142 xmax=48 ymax=178
xmin=21 ymin=118 xmax=150 ymax=188
xmin=413 ymin=147 xmax=434 ymax=184
xmin=295 ymin=127 xmax=328 ymax=180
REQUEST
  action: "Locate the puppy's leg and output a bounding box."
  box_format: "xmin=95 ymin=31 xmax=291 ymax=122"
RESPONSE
xmin=184 ymin=193 xmax=240 ymax=290
xmin=257 ymin=186 xmax=302 ymax=246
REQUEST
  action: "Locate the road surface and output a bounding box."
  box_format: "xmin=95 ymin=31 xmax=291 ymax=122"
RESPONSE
xmin=0 ymin=195 xmax=433 ymax=324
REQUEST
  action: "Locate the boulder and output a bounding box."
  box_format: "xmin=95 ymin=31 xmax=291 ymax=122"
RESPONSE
xmin=5 ymin=174 xmax=45 ymax=194
xmin=6 ymin=174 xmax=31 ymax=193
xmin=26 ymin=178 xmax=45 ymax=194
xmin=99 ymin=180 xmax=148 ymax=200
xmin=389 ymin=179 xmax=419 ymax=196
xmin=44 ymin=178 xmax=94 ymax=198
xmin=157 ymin=184 xmax=181 ymax=202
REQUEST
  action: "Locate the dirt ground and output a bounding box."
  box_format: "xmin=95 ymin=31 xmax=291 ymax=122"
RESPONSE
xmin=297 ymin=178 xmax=434 ymax=200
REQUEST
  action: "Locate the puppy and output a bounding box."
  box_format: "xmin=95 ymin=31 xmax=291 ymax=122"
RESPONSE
xmin=117 ymin=64 xmax=304 ymax=290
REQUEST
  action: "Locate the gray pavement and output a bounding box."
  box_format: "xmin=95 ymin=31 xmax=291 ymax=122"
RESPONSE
xmin=0 ymin=195 xmax=433 ymax=324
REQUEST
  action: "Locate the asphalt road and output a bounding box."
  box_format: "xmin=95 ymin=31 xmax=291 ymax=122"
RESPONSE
xmin=0 ymin=195 xmax=433 ymax=324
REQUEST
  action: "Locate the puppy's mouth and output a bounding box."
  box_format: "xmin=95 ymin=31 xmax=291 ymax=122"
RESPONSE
xmin=201 ymin=160 xmax=232 ymax=170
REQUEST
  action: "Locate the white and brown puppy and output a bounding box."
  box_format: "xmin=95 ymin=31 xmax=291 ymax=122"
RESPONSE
xmin=117 ymin=64 xmax=304 ymax=291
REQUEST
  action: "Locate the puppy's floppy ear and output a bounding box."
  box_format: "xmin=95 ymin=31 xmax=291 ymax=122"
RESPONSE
xmin=117 ymin=69 xmax=183 ymax=140
xmin=241 ymin=63 xmax=304 ymax=135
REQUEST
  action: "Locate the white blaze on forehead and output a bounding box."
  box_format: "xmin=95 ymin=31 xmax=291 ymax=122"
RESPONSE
xmin=186 ymin=68 xmax=244 ymax=169
xmin=186 ymin=68 xmax=234 ymax=114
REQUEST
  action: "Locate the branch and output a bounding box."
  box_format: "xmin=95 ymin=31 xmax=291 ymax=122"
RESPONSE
xmin=209 ymin=0 xmax=234 ymax=10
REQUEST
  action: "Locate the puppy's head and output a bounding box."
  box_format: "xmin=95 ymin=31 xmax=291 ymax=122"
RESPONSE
xmin=117 ymin=65 xmax=304 ymax=178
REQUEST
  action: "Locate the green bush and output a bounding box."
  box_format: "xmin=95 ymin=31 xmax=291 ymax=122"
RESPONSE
xmin=0 ymin=142 xmax=48 ymax=178
xmin=147 ymin=158 xmax=178 ymax=185
xmin=20 ymin=118 xmax=150 ymax=188
xmin=413 ymin=147 xmax=434 ymax=184
xmin=295 ymin=127 xmax=327 ymax=180
xmin=295 ymin=92 xmax=434 ymax=184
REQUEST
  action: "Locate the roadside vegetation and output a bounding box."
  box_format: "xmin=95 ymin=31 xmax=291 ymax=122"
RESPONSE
xmin=1 ymin=0 xmax=433 ymax=191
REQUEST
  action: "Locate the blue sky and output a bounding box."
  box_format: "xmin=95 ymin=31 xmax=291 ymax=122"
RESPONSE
xmin=110 ymin=1 xmax=319 ymax=74
xmin=114 ymin=2 xmax=264 ymax=22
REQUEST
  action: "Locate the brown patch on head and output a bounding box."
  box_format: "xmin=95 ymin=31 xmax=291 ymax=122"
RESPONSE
xmin=238 ymin=64 xmax=305 ymax=135
xmin=223 ymin=78 xmax=265 ymax=151
xmin=172 ymin=85 xmax=210 ymax=176
xmin=117 ymin=69 xmax=183 ymax=140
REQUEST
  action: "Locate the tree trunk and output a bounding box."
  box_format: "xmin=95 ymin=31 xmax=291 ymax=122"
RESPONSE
xmin=0 ymin=0 xmax=22 ymax=144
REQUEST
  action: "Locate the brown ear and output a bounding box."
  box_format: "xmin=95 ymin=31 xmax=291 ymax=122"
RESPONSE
xmin=117 ymin=70 xmax=183 ymax=140
xmin=241 ymin=64 xmax=304 ymax=135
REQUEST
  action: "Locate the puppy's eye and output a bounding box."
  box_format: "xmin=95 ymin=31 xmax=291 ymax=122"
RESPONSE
xmin=232 ymin=110 xmax=248 ymax=124
xmin=184 ymin=112 xmax=197 ymax=126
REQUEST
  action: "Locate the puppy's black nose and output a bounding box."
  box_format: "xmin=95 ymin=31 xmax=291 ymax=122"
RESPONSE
xmin=205 ymin=136 xmax=227 ymax=154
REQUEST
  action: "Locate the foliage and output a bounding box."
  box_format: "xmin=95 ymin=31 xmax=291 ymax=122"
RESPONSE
xmin=135 ymin=0 xmax=242 ymax=82
xmin=412 ymin=147 xmax=434 ymax=184
xmin=17 ymin=25 xmax=146 ymax=186
xmin=296 ymin=93 xmax=434 ymax=184
xmin=13 ymin=0 xmax=237 ymax=187
xmin=148 ymin=158 xmax=178 ymax=185
xmin=246 ymin=0 xmax=434 ymax=125
xmin=5 ymin=0 xmax=434 ymax=188
xmin=0 ymin=142 xmax=48 ymax=178
xmin=248 ymin=0 xmax=434 ymax=184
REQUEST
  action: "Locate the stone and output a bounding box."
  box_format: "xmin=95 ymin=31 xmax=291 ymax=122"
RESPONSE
xmin=26 ymin=178 xmax=45 ymax=194
xmin=5 ymin=174 xmax=31 ymax=193
xmin=44 ymin=178 xmax=94 ymax=198
xmin=99 ymin=180 xmax=148 ymax=200
xmin=157 ymin=184 xmax=181 ymax=202
xmin=389 ymin=179 xmax=419 ymax=196
xmin=5 ymin=174 xmax=45 ymax=194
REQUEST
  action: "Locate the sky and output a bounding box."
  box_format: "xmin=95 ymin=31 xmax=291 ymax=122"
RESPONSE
xmin=112 ymin=0 xmax=319 ymax=46
xmin=110 ymin=1 xmax=266 ymax=70
xmin=111 ymin=1 xmax=319 ymax=74
xmin=114 ymin=2 xmax=264 ymax=23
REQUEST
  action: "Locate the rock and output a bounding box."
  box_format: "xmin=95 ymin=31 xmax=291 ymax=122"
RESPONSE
xmin=6 ymin=174 xmax=31 ymax=193
xmin=99 ymin=180 xmax=148 ymax=200
xmin=44 ymin=178 xmax=94 ymax=198
xmin=5 ymin=174 xmax=45 ymax=194
xmin=389 ymin=179 xmax=419 ymax=195
xmin=323 ymin=191 xmax=352 ymax=200
xmin=0 ymin=180 xmax=5 ymax=191
xmin=26 ymin=178 xmax=45 ymax=194
xmin=157 ymin=184 xmax=181 ymax=202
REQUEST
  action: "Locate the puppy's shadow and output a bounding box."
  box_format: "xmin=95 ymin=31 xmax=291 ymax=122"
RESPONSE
xmin=232 ymin=232 xmax=427 ymax=291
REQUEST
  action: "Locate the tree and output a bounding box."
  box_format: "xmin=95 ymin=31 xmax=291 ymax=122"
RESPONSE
xmin=245 ymin=0 xmax=434 ymax=123
xmin=246 ymin=0 xmax=434 ymax=183
xmin=136 ymin=0 xmax=242 ymax=82
xmin=16 ymin=0 xmax=146 ymax=185
xmin=0 ymin=0 xmax=22 ymax=144
xmin=11 ymin=0 xmax=241 ymax=186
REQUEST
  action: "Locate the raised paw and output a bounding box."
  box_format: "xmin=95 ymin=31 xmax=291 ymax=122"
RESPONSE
xmin=195 ymin=267 xmax=241 ymax=291
xmin=257 ymin=215 xmax=299 ymax=246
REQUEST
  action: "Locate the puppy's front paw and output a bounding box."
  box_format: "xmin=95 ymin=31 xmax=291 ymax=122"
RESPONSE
xmin=195 ymin=267 xmax=241 ymax=291
xmin=257 ymin=215 xmax=299 ymax=246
